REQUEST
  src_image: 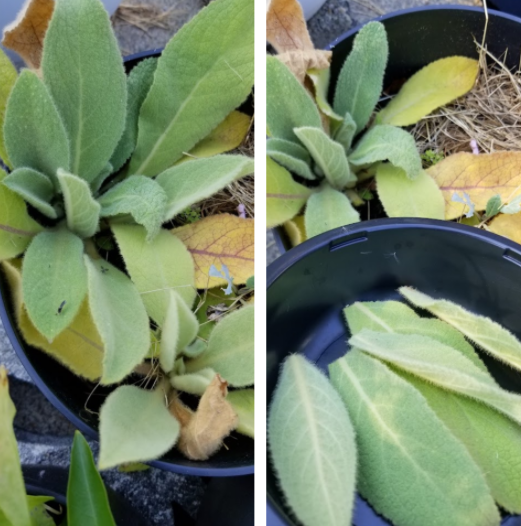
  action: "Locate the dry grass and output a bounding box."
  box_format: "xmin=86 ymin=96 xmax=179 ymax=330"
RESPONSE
xmin=112 ymin=3 xmax=185 ymax=32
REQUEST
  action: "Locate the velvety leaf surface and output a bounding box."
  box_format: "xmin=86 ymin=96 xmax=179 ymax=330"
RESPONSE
xmin=90 ymin=162 xmax=114 ymax=195
xmin=0 ymin=48 xmax=17 ymax=167
xmin=128 ymin=0 xmax=254 ymax=176
xmin=269 ymin=355 xmax=356 ymax=526
xmin=308 ymin=68 xmax=342 ymax=124
xmin=227 ymin=388 xmax=254 ymax=438
xmin=171 ymin=368 xmax=216 ymax=396
xmin=267 ymin=138 xmax=315 ymax=180
xmin=334 ymin=111 xmax=357 ymax=152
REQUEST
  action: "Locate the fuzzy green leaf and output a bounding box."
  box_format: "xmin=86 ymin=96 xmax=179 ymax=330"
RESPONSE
xmin=376 ymin=163 xmax=445 ymax=219
xmin=4 ymin=70 xmax=69 ymax=183
xmin=227 ymin=388 xmax=254 ymax=438
xmin=67 ymin=431 xmax=116 ymax=526
xmin=23 ymin=229 xmax=87 ymax=342
xmin=266 ymin=56 xmax=322 ymax=143
xmin=99 ymin=175 xmax=167 ymax=241
xmin=84 ymin=256 xmax=150 ymax=385
xmin=156 ymin=155 xmax=254 ymax=222
xmin=111 ymin=58 xmax=158 ymax=172
xmin=400 ymin=286 xmax=521 ymax=373
xmin=3 ymin=168 xmax=57 ymax=219
xmin=485 ymin=194 xmax=502 ymax=219
xmin=266 ymin=138 xmax=315 ymax=180
xmin=269 ymin=355 xmax=356 ymax=526
xmin=185 ymin=305 xmax=254 ymax=387
xmin=349 ymin=125 xmax=422 ymax=180
xmin=56 ymin=169 xmax=101 ymax=238
xmin=308 ymin=68 xmax=342 ymax=124
xmin=99 ymin=385 xmax=179 ymax=470
xmin=182 ymin=340 xmax=208 ymax=360
xmin=128 ymin=0 xmax=253 ymax=177
xmin=294 ymin=127 xmax=355 ymax=189
xmin=112 ymin=224 xmax=195 ymax=325
xmin=305 ymin=185 xmax=360 ymax=239
xmin=0 ymin=49 xmax=17 ymax=168
xmin=171 ymin=368 xmax=216 ymax=396
xmin=334 ymin=112 xmax=357 ymax=153
xmin=333 ymin=22 xmax=388 ymax=133
xmin=42 ymin=0 xmax=126 ymax=182
xmin=91 ymin=162 xmax=114 ymax=195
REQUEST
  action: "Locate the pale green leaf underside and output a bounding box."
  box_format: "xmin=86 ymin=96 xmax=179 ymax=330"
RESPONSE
xmin=227 ymin=388 xmax=254 ymax=438
xmin=99 ymin=385 xmax=179 ymax=470
xmin=171 ymin=368 xmax=216 ymax=396
xmin=266 ymin=138 xmax=315 ymax=180
xmin=84 ymin=256 xmax=150 ymax=385
xmin=329 ymin=351 xmax=499 ymax=526
xmin=129 ymin=0 xmax=254 ymax=176
xmin=185 ymin=305 xmax=254 ymax=387
xmin=0 ymin=48 xmax=17 ymax=168
xmin=269 ymin=355 xmax=356 ymax=526
xmin=334 ymin=112 xmax=357 ymax=153
xmin=23 ymin=229 xmax=87 ymax=341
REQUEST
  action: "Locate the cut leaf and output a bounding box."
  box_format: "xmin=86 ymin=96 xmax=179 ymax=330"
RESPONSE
xmin=333 ymin=21 xmax=388 ymax=133
xmin=349 ymin=124 xmax=422 ymax=180
xmin=266 ymin=0 xmax=314 ymax=53
xmin=267 ymin=138 xmax=315 ymax=180
xmin=84 ymin=256 xmax=150 ymax=385
xmin=99 ymin=384 xmax=179 ymax=470
xmin=0 ymin=49 xmax=17 ymax=168
xmin=227 ymin=388 xmax=254 ymax=438
xmin=42 ymin=0 xmax=127 ymax=182
xmin=156 ymin=155 xmax=254 ymax=222
xmin=171 ymin=368 xmax=216 ymax=396
xmin=334 ymin=112 xmax=357 ymax=153
xmin=490 ymin=212 xmax=521 ymax=244
xmin=172 ymin=214 xmax=254 ymax=290
xmin=57 ymin=169 xmax=101 ymax=238
xmin=22 ymin=229 xmax=87 ymax=342
xmin=98 ymin=175 xmax=167 ymax=241
xmin=112 ymin=224 xmax=195 ymax=325
xmin=376 ymin=163 xmax=445 ymax=219
xmin=305 ymin=185 xmax=360 ymax=239
xmin=329 ymin=351 xmax=499 ymax=526
xmin=269 ymin=355 xmax=356 ymax=526
xmin=67 ymin=431 xmax=116 ymax=526
xmin=267 ymin=156 xmax=312 ymax=227
xmin=294 ymin=127 xmax=355 ymax=189
xmin=377 ymin=57 xmax=479 ymax=126
xmin=185 ymin=305 xmax=254 ymax=387
xmin=129 ymin=0 xmax=253 ymax=176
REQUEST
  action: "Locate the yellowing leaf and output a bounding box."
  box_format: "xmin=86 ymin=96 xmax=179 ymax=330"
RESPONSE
xmin=377 ymin=57 xmax=479 ymax=127
xmin=0 ymin=49 xmax=17 ymax=168
xmin=276 ymin=50 xmax=332 ymax=84
xmin=2 ymin=0 xmax=55 ymax=69
xmin=172 ymin=214 xmax=253 ymax=290
xmin=490 ymin=212 xmax=521 ymax=244
xmin=427 ymin=152 xmax=521 ymax=220
xmin=284 ymin=215 xmax=306 ymax=246
xmin=266 ymin=0 xmax=314 ymax=53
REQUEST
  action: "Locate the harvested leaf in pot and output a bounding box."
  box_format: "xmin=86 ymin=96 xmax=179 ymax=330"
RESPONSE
xmin=170 ymin=374 xmax=238 ymax=461
xmin=266 ymin=138 xmax=315 ymax=180
xmin=330 ymin=351 xmax=499 ymax=526
xmin=171 ymin=368 xmax=216 ymax=396
xmin=376 ymin=57 xmax=479 ymax=127
xmin=269 ymin=354 xmax=357 ymax=526
xmin=172 ymin=214 xmax=254 ymax=290
xmin=400 ymin=286 xmax=521 ymax=374
xmin=227 ymin=388 xmax=254 ymax=438
xmin=490 ymin=212 xmax=521 ymax=244
xmin=0 ymin=49 xmax=17 ymax=168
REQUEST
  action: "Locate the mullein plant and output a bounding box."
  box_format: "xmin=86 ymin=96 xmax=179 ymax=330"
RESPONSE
xmin=266 ymin=0 xmax=479 ymax=241
xmin=0 ymin=0 xmax=254 ymax=467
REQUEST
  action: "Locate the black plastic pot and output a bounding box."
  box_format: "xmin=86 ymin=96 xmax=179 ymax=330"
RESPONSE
xmin=23 ymin=465 xmax=148 ymax=525
xmin=267 ymin=219 xmax=521 ymax=525
xmin=0 ymin=50 xmax=254 ymax=478
xmin=489 ymin=1 xmax=521 ymax=18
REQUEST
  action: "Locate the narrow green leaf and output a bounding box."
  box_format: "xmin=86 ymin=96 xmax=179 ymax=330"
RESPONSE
xmin=171 ymin=368 xmax=216 ymax=395
xmin=308 ymin=68 xmax=342 ymax=124
xmin=400 ymin=286 xmax=521 ymax=373
xmin=333 ymin=22 xmax=388 ymax=133
xmin=349 ymin=125 xmax=422 ymax=180
xmin=42 ymin=0 xmax=127 ymax=182
xmin=267 ymin=138 xmax=315 ymax=180
xmin=98 ymin=175 xmax=167 ymax=241
xmin=23 ymin=229 xmax=87 ymax=341
xmin=227 ymin=388 xmax=254 ymax=438
xmin=156 ymin=155 xmax=254 ymax=222
xmin=305 ymin=185 xmax=360 ymax=239
xmin=330 ymin=351 xmax=500 ymax=526
xmin=0 ymin=48 xmax=17 ymax=168
xmin=266 ymin=56 xmax=322 ymax=143
xmin=269 ymin=355 xmax=356 ymax=526
xmin=99 ymin=385 xmax=180 ymax=470
xmin=485 ymin=194 xmax=502 ymax=219
xmin=84 ymin=255 xmax=150 ymax=385
xmin=111 ymin=58 xmax=158 ymax=172
xmin=185 ymin=305 xmax=254 ymax=387
xmin=4 ymin=70 xmax=69 ymax=182
xmin=3 ymin=168 xmax=57 ymax=219
xmin=112 ymin=224 xmax=195 ymax=325
xmin=294 ymin=127 xmax=355 ymax=189
xmin=56 ymin=169 xmax=101 ymax=238
xmin=376 ymin=163 xmax=445 ymax=219
xmin=377 ymin=57 xmax=479 ymax=126
xmin=67 ymin=432 xmax=116 ymax=526
xmin=334 ymin=112 xmax=357 ymax=153
xmin=128 ymin=0 xmax=253 ymax=176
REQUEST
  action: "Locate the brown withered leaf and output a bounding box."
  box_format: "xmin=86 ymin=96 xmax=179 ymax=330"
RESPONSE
xmin=277 ymin=49 xmax=332 ymax=83
xmin=2 ymin=0 xmax=55 ymax=69
xmin=170 ymin=375 xmax=238 ymax=460
xmin=267 ymin=0 xmax=313 ymax=53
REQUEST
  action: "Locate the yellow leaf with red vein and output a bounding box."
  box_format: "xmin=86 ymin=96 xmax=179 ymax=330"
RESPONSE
xmin=427 ymin=152 xmax=521 ymax=220
xmin=267 ymin=0 xmax=313 ymax=53
xmin=489 ymin=212 xmax=521 ymax=244
xmin=172 ymin=214 xmax=254 ymax=289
